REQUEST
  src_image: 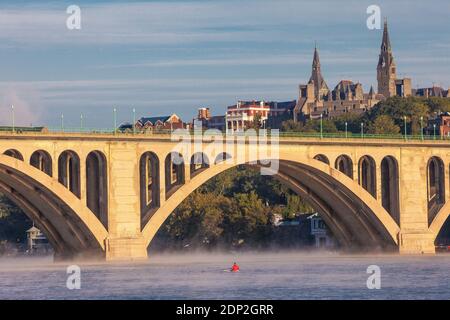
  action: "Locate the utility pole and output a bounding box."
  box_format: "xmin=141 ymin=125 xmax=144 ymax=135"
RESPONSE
xmin=132 ymin=108 xmax=136 ymax=135
xmin=11 ymin=105 xmax=15 ymax=133
xmin=320 ymin=113 xmax=323 ymax=138
xmin=113 ymin=108 xmax=117 ymax=135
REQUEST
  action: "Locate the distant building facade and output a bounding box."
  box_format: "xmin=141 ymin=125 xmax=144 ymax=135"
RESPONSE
xmin=226 ymin=100 xmax=270 ymax=132
xmin=294 ymin=45 xmax=382 ymax=120
xmin=426 ymin=112 xmax=450 ymax=137
xmin=376 ymin=21 xmax=412 ymax=98
xmin=413 ymin=86 xmax=449 ymax=98
xmin=293 ymin=20 xmax=443 ymax=121
xmin=26 ymin=226 xmax=51 ymax=253
xmin=266 ymin=100 xmax=297 ymax=129
xmin=226 ymin=100 xmax=297 ymax=132
xmin=196 ymin=107 xmax=226 ymax=131
xmin=134 ymin=114 xmax=184 ymax=132
xmin=307 ymin=213 xmax=335 ymax=248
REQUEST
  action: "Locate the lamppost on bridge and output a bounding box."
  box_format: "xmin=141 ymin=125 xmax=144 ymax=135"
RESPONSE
xmin=420 ymin=116 xmax=424 ymax=141
xmin=80 ymin=113 xmax=84 ymax=132
xmin=433 ymin=123 xmax=436 ymax=140
xmin=11 ymin=104 xmax=15 ymax=133
xmin=61 ymin=114 xmax=64 ymax=132
xmin=320 ymin=113 xmax=323 ymax=139
xmin=403 ymin=116 xmax=407 ymax=140
xmin=113 ymin=107 xmax=117 ymax=135
xmin=345 ymin=122 xmax=348 ymax=139
xmin=360 ymin=122 xmax=364 ymax=139
xmin=132 ymin=108 xmax=136 ymax=135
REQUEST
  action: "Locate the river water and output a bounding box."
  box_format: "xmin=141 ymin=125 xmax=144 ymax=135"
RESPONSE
xmin=0 ymin=252 xmax=449 ymax=300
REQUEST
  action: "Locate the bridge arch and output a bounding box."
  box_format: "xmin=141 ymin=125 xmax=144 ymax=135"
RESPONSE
xmin=140 ymin=151 xmax=160 ymax=227
xmin=427 ymin=156 xmax=445 ymax=225
xmin=30 ymin=150 xmax=52 ymax=176
xmin=214 ymin=152 xmax=232 ymax=164
xmin=313 ymin=154 xmax=330 ymax=165
xmin=165 ymin=152 xmax=185 ymax=199
xmin=335 ymin=154 xmax=353 ymax=178
xmin=142 ymin=156 xmax=400 ymax=251
xmin=4 ymin=149 xmax=24 ymax=161
xmin=86 ymin=151 xmax=108 ymax=229
xmin=358 ymin=155 xmax=376 ymax=198
xmin=190 ymin=152 xmax=210 ymax=178
xmin=58 ymin=150 xmax=81 ymax=198
xmin=381 ymin=156 xmax=400 ymax=224
xmin=0 ymin=154 xmax=108 ymax=259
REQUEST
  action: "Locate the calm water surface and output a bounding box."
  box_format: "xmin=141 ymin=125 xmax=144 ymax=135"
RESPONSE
xmin=0 ymin=252 xmax=449 ymax=299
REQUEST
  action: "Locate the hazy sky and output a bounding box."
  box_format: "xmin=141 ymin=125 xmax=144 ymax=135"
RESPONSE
xmin=0 ymin=0 xmax=449 ymax=128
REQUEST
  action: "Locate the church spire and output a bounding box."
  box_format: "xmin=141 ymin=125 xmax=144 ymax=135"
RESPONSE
xmin=377 ymin=19 xmax=396 ymax=97
xmin=309 ymin=44 xmax=328 ymax=100
xmin=381 ymin=18 xmax=391 ymax=52
xmin=313 ymin=42 xmax=320 ymax=67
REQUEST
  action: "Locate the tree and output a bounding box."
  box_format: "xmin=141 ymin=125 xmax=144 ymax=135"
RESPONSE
xmin=248 ymin=113 xmax=262 ymax=130
xmin=0 ymin=194 xmax=31 ymax=244
xmin=222 ymin=191 xmax=271 ymax=245
xmin=425 ymin=97 xmax=450 ymax=114
xmin=332 ymin=113 xmax=364 ymax=133
xmin=281 ymin=120 xmax=304 ymax=132
xmin=303 ymin=119 xmax=338 ymax=133
xmin=368 ymin=115 xmax=401 ymax=134
xmin=277 ymin=194 xmax=314 ymax=219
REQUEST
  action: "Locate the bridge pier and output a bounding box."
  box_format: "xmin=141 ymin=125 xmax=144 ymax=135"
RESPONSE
xmin=105 ymin=237 xmax=148 ymax=261
xmin=398 ymin=232 xmax=436 ymax=254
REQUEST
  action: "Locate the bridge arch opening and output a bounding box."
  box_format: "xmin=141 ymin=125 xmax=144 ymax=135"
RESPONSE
xmin=30 ymin=150 xmax=52 ymax=176
xmin=58 ymin=150 xmax=81 ymax=198
xmin=359 ymin=155 xmax=376 ymax=198
xmin=335 ymin=155 xmax=353 ymax=178
xmin=86 ymin=151 xmax=108 ymax=229
xmin=4 ymin=149 xmax=24 ymax=161
xmin=140 ymin=151 xmax=160 ymax=227
xmin=313 ymin=154 xmax=330 ymax=165
xmin=145 ymin=158 xmax=399 ymax=253
xmin=0 ymin=155 xmax=108 ymax=260
xmin=165 ymin=152 xmax=185 ymax=199
xmin=214 ymin=152 xmax=232 ymax=164
xmin=190 ymin=152 xmax=210 ymax=178
xmin=381 ymin=156 xmax=400 ymax=225
xmin=427 ymin=156 xmax=445 ymax=225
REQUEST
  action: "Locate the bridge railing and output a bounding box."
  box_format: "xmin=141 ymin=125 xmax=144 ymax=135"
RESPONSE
xmin=0 ymin=126 xmax=447 ymax=142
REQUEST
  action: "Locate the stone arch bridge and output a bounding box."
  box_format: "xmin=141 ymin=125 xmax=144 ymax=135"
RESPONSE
xmin=0 ymin=132 xmax=448 ymax=260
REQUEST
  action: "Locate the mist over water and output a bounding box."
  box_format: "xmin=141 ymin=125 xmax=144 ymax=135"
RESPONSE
xmin=0 ymin=251 xmax=449 ymax=300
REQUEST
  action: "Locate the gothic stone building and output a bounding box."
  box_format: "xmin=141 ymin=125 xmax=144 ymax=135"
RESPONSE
xmin=294 ymin=21 xmax=414 ymax=121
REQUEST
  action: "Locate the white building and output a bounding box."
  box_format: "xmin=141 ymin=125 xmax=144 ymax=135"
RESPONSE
xmin=307 ymin=213 xmax=335 ymax=248
xmin=26 ymin=225 xmax=51 ymax=253
xmin=226 ymin=100 xmax=270 ymax=133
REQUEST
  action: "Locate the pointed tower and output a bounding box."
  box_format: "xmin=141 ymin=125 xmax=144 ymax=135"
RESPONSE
xmin=368 ymin=85 xmax=375 ymax=99
xmin=377 ymin=19 xmax=397 ymax=97
xmin=308 ymin=45 xmax=329 ymax=100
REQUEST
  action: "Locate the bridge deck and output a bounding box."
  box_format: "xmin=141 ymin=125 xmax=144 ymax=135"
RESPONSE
xmin=1 ymin=132 xmax=450 ymax=148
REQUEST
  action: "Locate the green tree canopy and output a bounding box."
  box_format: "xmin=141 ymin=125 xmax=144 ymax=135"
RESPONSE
xmin=368 ymin=114 xmax=401 ymax=134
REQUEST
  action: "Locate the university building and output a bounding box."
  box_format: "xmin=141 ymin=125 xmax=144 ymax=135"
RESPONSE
xmin=294 ymin=20 xmax=448 ymax=121
xmin=225 ymin=100 xmax=270 ymax=132
xmin=226 ymin=100 xmax=296 ymax=132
